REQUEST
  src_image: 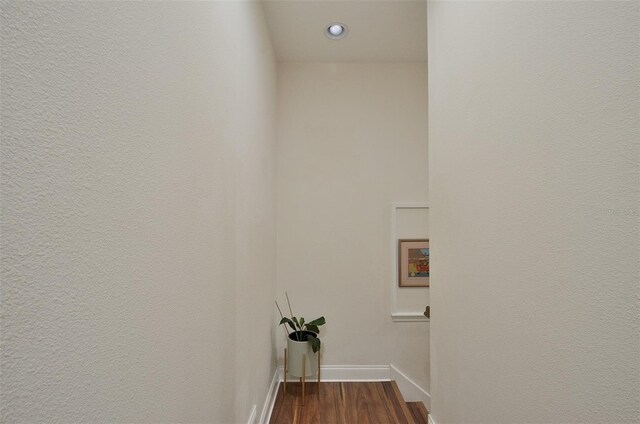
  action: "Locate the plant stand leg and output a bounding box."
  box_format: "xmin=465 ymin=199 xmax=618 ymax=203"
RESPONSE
xmin=317 ymin=350 xmax=321 ymax=390
xmin=284 ymin=348 xmax=287 ymax=395
xmin=302 ymin=354 xmax=306 ymax=405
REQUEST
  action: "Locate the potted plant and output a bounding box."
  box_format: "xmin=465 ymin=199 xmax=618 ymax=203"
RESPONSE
xmin=276 ymin=293 xmax=326 ymax=381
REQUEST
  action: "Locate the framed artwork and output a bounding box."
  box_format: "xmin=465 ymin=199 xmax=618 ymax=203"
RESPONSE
xmin=398 ymin=239 xmax=429 ymax=287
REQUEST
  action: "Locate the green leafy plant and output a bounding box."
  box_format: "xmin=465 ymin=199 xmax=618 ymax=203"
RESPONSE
xmin=275 ymin=292 xmax=326 ymax=353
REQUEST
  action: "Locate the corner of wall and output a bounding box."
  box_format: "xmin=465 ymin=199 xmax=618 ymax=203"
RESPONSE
xmin=390 ymin=363 xmax=431 ymax=410
xmin=256 ymin=369 xmax=280 ymax=424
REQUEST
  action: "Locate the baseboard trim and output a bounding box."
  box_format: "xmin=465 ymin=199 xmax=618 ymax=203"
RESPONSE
xmin=257 ymin=368 xmax=280 ymax=424
xmin=389 ymin=363 xmax=431 ymax=410
xmin=277 ymin=365 xmax=390 ymax=382
xmin=246 ymin=405 xmax=257 ymax=424
xmin=428 ymin=414 xmax=437 ymax=424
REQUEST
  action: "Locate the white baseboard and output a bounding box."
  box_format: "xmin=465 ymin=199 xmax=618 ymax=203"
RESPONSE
xmin=256 ymin=368 xmax=280 ymax=424
xmin=428 ymin=414 xmax=437 ymax=424
xmin=277 ymin=365 xmax=390 ymax=382
xmin=246 ymin=405 xmax=257 ymax=424
xmin=389 ymin=363 xmax=431 ymax=410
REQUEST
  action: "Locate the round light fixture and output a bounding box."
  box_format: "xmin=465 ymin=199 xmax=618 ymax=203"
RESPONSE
xmin=325 ymin=22 xmax=348 ymax=40
xmin=329 ymin=24 xmax=343 ymax=36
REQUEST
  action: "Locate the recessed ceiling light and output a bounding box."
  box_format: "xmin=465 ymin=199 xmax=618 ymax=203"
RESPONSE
xmin=325 ymin=23 xmax=348 ymax=40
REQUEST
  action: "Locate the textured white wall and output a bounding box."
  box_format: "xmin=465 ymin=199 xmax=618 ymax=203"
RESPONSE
xmin=1 ymin=2 xmax=276 ymax=423
xmin=428 ymin=1 xmax=639 ymax=423
xmin=276 ymin=63 xmax=429 ymax=391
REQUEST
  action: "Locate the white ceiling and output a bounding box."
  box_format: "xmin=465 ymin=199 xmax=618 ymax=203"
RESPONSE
xmin=263 ymin=1 xmax=427 ymax=63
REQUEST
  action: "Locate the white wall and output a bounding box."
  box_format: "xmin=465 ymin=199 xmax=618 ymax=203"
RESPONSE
xmin=0 ymin=2 xmax=277 ymax=423
xmin=276 ymin=63 xmax=429 ymax=391
xmin=428 ymin=2 xmax=639 ymax=423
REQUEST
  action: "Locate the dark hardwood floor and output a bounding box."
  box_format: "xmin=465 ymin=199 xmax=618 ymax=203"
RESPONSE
xmin=406 ymin=402 xmax=429 ymax=424
xmin=269 ymin=381 xmax=428 ymax=424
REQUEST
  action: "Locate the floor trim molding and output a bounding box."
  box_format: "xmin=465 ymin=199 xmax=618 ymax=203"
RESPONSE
xmin=257 ymin=368 xmax=280 ymax=424
xmin=246 ymin=405 xmax=257 ymax=424
xmin=277 ymin=364 xmax=390 ymax=382
xmin=389 ymin=363 xmax=431 ymax=410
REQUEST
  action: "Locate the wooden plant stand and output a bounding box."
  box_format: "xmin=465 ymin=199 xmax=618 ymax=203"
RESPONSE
xmin=283 ymin=348 xmax=321 ymax=405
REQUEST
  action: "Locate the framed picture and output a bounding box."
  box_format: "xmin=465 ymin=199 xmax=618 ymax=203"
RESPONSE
xmin=398 ymin=239 xmax=429 ymax=287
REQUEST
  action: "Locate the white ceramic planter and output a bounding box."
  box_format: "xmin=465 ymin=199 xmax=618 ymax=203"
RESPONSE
xmin=286 ymin=331 xmax=318 ymax=378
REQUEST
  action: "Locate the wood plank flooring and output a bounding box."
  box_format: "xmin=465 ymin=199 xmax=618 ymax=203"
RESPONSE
xmin=269 ymin=381 xmax=421 ymax=424
xmin=406 ymin=402 xmax=429 ymax=424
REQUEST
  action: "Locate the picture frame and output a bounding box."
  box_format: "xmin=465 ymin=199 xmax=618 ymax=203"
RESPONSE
xmin=398 ymin=239 xmax=429 ymax=287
